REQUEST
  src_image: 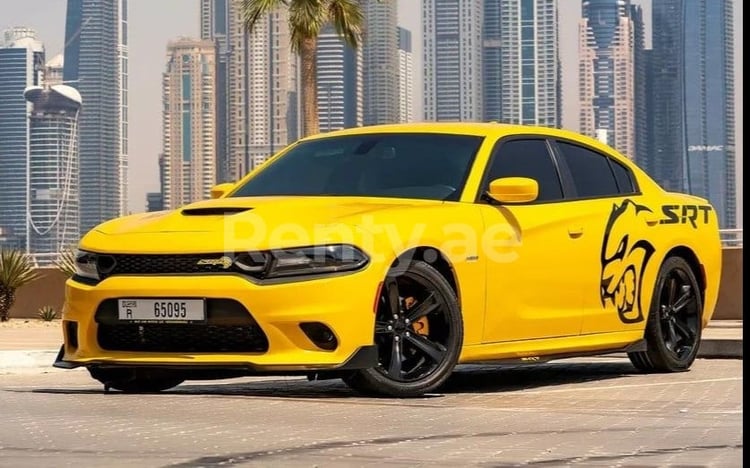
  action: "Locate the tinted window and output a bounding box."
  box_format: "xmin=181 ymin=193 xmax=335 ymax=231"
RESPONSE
xmin=486 ymin=139 xmax=563 ymax=202
xmin=230 ymin=133 xmax=483 ymax=201
xmin=610 ymin=160 xmax=637 ymax=194
xmin=557 ymin=142 xmax=619 ymax=198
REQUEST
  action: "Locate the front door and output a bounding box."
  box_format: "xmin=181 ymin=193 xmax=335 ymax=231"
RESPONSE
xmin=479 ymin=138 xmax=585 ymax=343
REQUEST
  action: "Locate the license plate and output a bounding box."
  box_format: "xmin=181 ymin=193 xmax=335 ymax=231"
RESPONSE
xmin=118 ymin=299 xmax=206 ymax=322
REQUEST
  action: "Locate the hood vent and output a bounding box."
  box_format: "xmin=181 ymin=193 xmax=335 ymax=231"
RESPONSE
xmin=181 ymin=207 xmax=252 ymax=216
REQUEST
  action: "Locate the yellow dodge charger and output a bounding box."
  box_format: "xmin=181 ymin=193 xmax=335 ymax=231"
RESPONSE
xmin=55 ymin=123 xmax=722 ymax=397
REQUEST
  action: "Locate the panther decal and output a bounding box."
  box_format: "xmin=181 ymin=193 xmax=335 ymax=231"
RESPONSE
xmin=600 ymin=199 xmax=656 ymax=324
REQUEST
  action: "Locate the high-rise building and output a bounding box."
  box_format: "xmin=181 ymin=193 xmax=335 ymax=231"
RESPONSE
xmin=362 ymin=0 xmax=399 ymax=126
xmin=483 ymin=0 xmax=561 ymax=126
xmin=579 ymin=0 xmax=645 ymax=161
xmin=161 ymin=38 xmax=217 ymax=209
xmin=245 ymin=7 xmax=299 ymax=169
xmin=650 ymin=0 xmax=736 ymax=228
xmin=423 ymin=0 xmax=483 ymax=121
xmin=397 ymin=27 xmax=414 ymax=123
xmin=201 ymin=1 xmax=299 ymax=180
xmin=316 ymin=25 xmax=363 ymax=132
xmin=0 ymin=29 xmax=44 ymax=250
xmin=200 ymin=0 xmax=232 ymax=182
xmin=63 ymin=0 xmax=128 ymax=234
xmin=24 ymin=85 xmax=81 ymax=263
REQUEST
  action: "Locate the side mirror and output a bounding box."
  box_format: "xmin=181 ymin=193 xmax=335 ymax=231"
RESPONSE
xmin=210 ymin=182 xmax=235 ymax=199
xmin=486 ymin=177 xmax=539 ymax=204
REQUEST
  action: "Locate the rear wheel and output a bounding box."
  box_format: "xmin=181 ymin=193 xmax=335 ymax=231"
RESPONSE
xmin=89 ymin=367 xmax=184 ymax=393
xmin=628 ymin=256 xmax=702 ymax=372
xmin=344 ymin=260 xmax=463 ymax=397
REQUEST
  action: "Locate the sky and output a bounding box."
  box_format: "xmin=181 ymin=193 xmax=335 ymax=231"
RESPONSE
xmin=0 ymin=0 xmax=743 ymax=226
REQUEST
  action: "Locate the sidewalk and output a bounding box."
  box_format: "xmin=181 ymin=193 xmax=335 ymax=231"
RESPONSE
xmin=0 ymin=319 xmax=742 ymax=372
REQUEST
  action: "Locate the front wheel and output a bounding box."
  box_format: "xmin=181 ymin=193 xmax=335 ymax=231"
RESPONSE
xmin=344 ymin=260 xmax=463 ymax=397
xmin=628 ymin=256 xmax=703 ymax=372
xmin=89 ymin=367 xmax=185 ymax=393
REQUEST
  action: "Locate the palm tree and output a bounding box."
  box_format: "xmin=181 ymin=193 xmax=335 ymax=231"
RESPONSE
xmin=0 ymin=249 xmax=40 ymax=322
xmin=240 ymin=0 xmax=366 ymax=137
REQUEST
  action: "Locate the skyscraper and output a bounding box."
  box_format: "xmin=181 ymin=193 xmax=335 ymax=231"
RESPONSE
xmin=423 ymin=0 xmax=483 ymax=121
xmin=651 ymin=0 xmax=736 ymax=228
xmin=483 ymin=0 xmax=561 ymax=126
xmin=579 ymin=0 xmax=645 ymax=161
xmin=24 ymin=85 xmax=81 ymax=263
xmin=201 ymin=1 xmax=299 ymax=180
xmin=161 ymin=39 xmax=217 ymax=209
xmin=397 ymin=27 xmax=414 ymax=123
xmin=63 ymin=0 xmax=128 ymax=234
xmin=245 ymin=7 xmax=299 ymax=169
xmin=0 ymin=29 xmax=44 ymax=250
xmin=362 ymin=0 xmax=399 ymax=125
xmin=316 ymin=25 xmax=363 ymax=132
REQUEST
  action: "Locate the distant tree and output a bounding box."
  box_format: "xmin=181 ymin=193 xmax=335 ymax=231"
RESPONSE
xmin=240 ymin=0 xmax=366 ymax=137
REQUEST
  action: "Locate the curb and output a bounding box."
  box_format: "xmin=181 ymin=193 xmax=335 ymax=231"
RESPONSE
xmin=698 ymin=339 xmax=743 ymax=359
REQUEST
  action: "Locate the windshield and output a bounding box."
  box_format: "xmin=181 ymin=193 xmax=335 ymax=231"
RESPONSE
xmin=230 ymin=133 xmax=484 ymax=201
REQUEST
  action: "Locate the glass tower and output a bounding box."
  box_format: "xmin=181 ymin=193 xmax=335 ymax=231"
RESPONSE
xmin=0 ymin=30 xmax=44 ymax=250
xmin=63 ymin=0 xmax=127 ymax=235
xmin=651 ymin=0 xmax=735 ymax=228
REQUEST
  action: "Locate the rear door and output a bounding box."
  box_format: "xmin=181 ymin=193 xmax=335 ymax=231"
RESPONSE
xmin=552 ymin=140 xmax=655 ymax=335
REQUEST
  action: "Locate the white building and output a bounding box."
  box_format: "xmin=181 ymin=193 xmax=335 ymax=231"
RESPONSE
xmin=201 ymin=1 xmax=299 ymax=179
xmin=316 ymin=25 xmax=363 ymax=132
xmin=362 ymin=0 xmax=399 ymax=125
xmin=422 ymin=0 xmax=483 ymax=121
xmin=397 ymin=27 xmax=414 ymax=123
xmin=483 ymin=0 xmax=561 ymax=126
xmin=24 ymin=85 xmax=81 ymax=264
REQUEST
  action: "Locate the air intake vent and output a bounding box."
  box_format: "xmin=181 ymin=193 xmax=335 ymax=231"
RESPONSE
xmin=181 ymin=207 xmax=251 ymax=216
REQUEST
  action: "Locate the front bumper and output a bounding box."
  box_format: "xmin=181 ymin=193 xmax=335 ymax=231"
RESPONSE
xmin=56 ymin=269 xmax=382 ymax=373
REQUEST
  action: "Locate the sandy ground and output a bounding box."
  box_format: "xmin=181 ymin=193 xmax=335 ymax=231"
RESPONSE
xmin=0 ymin=318 xmax=61 ymax=329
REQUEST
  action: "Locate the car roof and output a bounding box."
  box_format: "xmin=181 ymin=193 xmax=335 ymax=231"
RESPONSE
xmin=301 ymin=122 xmax=627 ymax=161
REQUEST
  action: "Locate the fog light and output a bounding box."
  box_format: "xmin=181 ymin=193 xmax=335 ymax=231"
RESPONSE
xmin=299 ymin=322 xmax=338 ymax=351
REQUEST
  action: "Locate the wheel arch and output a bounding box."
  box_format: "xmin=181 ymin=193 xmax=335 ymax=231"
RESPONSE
xmin=392 ymin=246 xmax=461 ymax=304
xmin=663 ymin=245 xmax=706 ymax=303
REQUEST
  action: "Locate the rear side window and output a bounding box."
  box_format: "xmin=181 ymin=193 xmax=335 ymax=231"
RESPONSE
xmin=556 ymin=142 xmax=619 ymax=198
xmin=610 ymin=160 xmax=637 ymax=194
xmin=485 ymin=139 xmax=564 ymax=202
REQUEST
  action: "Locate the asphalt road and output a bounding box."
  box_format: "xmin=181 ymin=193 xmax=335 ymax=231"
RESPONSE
xmin=0 ymin=357 xmax=742 ymax=467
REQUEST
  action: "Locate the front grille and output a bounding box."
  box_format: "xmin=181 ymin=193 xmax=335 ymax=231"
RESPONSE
xmin=99 ymin=254 xmax=241 ymax=279
xmin=95 ymin=299 xmax=269 ymax=353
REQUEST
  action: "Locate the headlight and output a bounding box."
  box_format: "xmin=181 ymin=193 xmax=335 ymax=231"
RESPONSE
xmin=262 ymin=244 xmax=368 ymax=279
xmin=74 ymin=250 xmax=100 ymax=281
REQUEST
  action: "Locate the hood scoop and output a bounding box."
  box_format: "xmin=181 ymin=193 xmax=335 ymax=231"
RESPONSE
xmin=181 ymin=207 xmax=252 ymax=216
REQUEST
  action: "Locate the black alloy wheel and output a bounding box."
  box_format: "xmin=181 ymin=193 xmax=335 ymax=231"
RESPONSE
xmin=629 ymin=256 xmax=703 ymax=372
xmin=344 ymin=260 xmax=463 ymax=397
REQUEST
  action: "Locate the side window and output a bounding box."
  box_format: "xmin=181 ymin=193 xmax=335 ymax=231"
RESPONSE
xmin=610 ymin=160 xmax=637 ymax=194
xmin=486 ymin=139 xmax=563 ymax=202
xmin=556 ymin=142 xmax=619 ymax=198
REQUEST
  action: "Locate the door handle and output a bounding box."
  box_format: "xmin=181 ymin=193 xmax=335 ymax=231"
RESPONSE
xmin=568 ymin=226 xmax=584 ymax=238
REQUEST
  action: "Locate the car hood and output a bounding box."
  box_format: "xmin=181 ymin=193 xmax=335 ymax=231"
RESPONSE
xmin=85 ymin=196 xmax=440 ymax=253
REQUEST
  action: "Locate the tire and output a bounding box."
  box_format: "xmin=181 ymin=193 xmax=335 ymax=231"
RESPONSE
xmin=628 ymin=256 xmax=703 ymax=373
xmin=344 ymin=260 xmax=463 ymax=397
xmin=89 ymin=367 xmax=185 ymax=393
